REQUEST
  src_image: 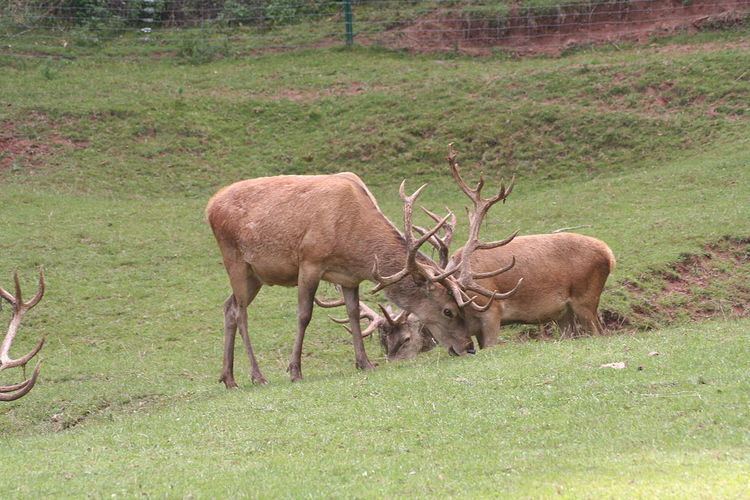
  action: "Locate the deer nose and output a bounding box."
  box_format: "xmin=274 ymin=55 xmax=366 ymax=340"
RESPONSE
xmin=466 ymin=344 xmax=476 ymax=355
xmin=448 ymin=346 xmax=459 ymax=357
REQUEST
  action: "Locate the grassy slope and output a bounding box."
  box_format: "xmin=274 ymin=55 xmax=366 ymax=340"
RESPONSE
xmin=0 ymin=320 xmax=748 ymax=497
xmin=0 ymin=30 xmax=749 ymax=496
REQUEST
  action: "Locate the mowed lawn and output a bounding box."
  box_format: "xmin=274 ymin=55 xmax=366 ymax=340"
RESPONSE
xmin=1 ymin=27 xmax=749 ymax=496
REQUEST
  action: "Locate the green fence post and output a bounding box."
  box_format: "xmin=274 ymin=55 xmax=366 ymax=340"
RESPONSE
xmin=343 ymin=0 xmax=354 ymax=47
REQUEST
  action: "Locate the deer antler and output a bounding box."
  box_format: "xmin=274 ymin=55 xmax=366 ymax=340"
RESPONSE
xmin=371 ymin=181 xmax=457 ymax=293
xmin=377 ymin=303 xmax=410 ymax=327
xmin=314 ymin=297 xmax=385 ymax=338
xmin=443 ymin=144 xmax=523 ymax=311
xmin=0 ymin=270 xmax=46 ymax=402
xmin=414 ymin=206 xmax=456 ymax=268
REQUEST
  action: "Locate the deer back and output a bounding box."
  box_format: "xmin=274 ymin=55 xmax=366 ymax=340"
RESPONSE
xmin=454 ymin=232 xmax=615 ymax=323
xmin=206 ymin=173 xmax=404 ymax=287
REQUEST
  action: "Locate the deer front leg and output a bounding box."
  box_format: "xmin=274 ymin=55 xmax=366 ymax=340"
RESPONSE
xmin=342 ymin=286 xmax=376 ymax=371
xmin=476 ymin=307 xmax=502 ymax=349
xmin=289 ymin=267 xmax=320 ymax=382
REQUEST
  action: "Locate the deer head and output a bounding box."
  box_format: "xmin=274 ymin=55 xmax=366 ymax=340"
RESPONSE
xmin=368 ymin=144 xmax=522 ymax=354
xmin=315 ymin=296 xmax=437 ymax=361
xmin=1 ymin=270 xmax=46 ymax=402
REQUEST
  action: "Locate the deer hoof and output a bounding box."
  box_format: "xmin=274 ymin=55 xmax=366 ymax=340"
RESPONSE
xmin=357 ymin=360 xmax=377 ymax=371
xmin=220 ymin=376 xmax=239 ymax=389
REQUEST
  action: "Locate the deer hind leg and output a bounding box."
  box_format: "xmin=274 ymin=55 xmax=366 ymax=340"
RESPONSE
xmin=571 ymin=302 xmax=604 ymax=335
xmin=342 ymin=286 xmax=376 ymax=371
xmin=220 ymin=295 xmax=240 ymax=388
xmin=555 ymin=305 xmax=578 ymax=339
xmin=223 ymin=261 xmax=266 ymax=387
xmin=288 ymin=265 xmax=321 ymax=382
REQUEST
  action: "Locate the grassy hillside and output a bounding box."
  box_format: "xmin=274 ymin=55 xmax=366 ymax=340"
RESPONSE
xmin=0 ymin=27 xmax=749 ymax=496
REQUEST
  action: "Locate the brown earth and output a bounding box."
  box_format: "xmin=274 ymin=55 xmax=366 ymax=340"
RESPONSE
xmin=368 ymin=0 xmax=750 ymax=55
xmin=0 ymin=112 xmax=88 ymax=171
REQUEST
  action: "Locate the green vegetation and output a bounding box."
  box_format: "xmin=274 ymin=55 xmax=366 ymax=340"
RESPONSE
xmin=0 ymin=26 xmax=749 ymax=496
xmin=2 ymin=321 xmax=749 ymax=496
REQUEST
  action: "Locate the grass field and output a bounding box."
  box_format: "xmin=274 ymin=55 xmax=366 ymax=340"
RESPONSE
xmin=1 ymin=26 xmax=749 ymax=496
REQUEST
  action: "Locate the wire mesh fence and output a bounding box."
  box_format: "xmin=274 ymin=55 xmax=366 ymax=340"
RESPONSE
xmin=1 ymin=0 xmax=749 ymax=59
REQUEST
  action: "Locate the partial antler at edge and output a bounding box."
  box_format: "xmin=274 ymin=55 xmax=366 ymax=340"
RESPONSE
xmin=0 ymin=269 xmax=46 ymax=401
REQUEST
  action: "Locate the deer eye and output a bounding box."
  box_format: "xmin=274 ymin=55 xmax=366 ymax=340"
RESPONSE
xmin=442 ymin=308 xmax=454 ymax=318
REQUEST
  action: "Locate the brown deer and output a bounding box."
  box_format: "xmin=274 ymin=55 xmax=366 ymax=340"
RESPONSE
xmin=315 ymin=296 xmax=436 ymax=361
xmin=205 ymin=155 xmax=520 ymax=386
xmin=366 ymin=231 xmax=616 ymax=360
xmin=323 ymin=147 xmax=615 ymax=360
xmin=1 ymin=270 xmax=46 ymax=402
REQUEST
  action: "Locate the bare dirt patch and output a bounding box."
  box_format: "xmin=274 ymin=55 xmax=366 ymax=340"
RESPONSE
xmin=368 ymin=0 xmax=750 ymax=55
xmin=0 ymin=112 xmax=88 ymax=171
xmin=606 ymin=236 xmax=750 ymax=329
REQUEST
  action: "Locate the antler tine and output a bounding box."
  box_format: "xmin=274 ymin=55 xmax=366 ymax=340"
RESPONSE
xmin=1 ymin=270 xmax=46 ymax=372
xmin=378 ymin=303 xmax=397 ymax=326
xmin=371 ymin=181 xmax=451 ymax=293
xmin=466 ymin=277 xmax=524 ymax=301
xmin=327 ymin=315 xmax=349 ymax=324
xmin=314 ymin=297 xmax=346 ymax=308
xmin=377 ymin=304 xmax=410 ymax=328
xmin=477 ymin=230 xmax=519 ymax=251
xmin=447 ymin=143 xmax=477 ymax=201
xmin=1 ymin=270 xmax=46 ymax=401
xmin=472 ymin=255 xmax=516 ymax=280
xmin=0 ymin=360 xmax=41 ymax=402
xmin=399 ymin=180 xmax=428 ymax=203
xmin=416 ymin=206 xmax=457 ymax=268
xmin=320 ymin=298 xmax=383 ymax=339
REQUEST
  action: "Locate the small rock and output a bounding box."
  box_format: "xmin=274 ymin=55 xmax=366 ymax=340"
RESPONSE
xmin=600 ymin=361 xmax=626 ymax=369
xmin=648 ymin=351 xmax=660 ymax=357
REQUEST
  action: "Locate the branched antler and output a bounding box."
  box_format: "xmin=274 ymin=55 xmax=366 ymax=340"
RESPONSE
xmin=0 ymin=270 xmax=46 ymax=402
xmin=444 ymin=144 xmax=523 ymax=311
xmin=414 ymin=206 xmax=456 ymax=268
xmin=370 ymin=181 xmax=457 ymax=293
xmin=315 ymin=297 xmax=390 ymax=338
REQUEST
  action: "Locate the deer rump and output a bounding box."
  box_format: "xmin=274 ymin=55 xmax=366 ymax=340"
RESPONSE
xmin=384 ymin=232 xmax=616 ymax=360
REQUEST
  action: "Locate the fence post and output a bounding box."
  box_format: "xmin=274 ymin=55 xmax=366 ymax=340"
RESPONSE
xmin=343 ymin=0 xmax=354 ymax=47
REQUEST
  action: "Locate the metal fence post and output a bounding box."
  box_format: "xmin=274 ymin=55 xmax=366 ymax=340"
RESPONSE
xmin=343 ymin=0 xmax=354 ymax=46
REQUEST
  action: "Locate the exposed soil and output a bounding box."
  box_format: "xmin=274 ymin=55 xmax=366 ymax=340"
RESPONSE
xmin=606 ymin=236 xmax=749 ymax=330
xmin=0 ymin=111 xmax=88 ymax=171
xmin=369 ymin=0 xmax=750 ymax=55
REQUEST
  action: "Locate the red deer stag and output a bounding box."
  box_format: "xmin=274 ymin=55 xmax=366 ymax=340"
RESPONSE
xmin=372 ymin=231 xmax=616 ymax=359
xmin=315 ymin=297 xmax=436 ymax=361
xmin=329 ymin=146 xmax=615 ymax=359
xmin=206 ymin=163 xmax=520 ymax=386
xmin=1 ymin=270 xmax=46 ymax=401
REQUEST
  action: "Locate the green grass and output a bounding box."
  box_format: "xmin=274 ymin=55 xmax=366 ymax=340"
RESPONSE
xmin=0 ymin=321 xmax=748 ymax=496
xmin=0 ymin=27 xmax=749 ymax=496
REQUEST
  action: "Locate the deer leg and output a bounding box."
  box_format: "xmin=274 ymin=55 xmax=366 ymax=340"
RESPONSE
xmin=220 ymin=295 xmax=239 ymax=388
xmin=341 ymin=286 xmax=376 ymax=371
xmin=288 ymin=267 xmax=320 ymax=382
xmin=476 ymin=308 xmax=502 ymax=349
xmin=555 ymin=307 xmax=576 ymax=339
xmin=572 ymin=304 xmax=604 ymax=335
xmin=224 ymin=262 xmax=266 ymax=387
